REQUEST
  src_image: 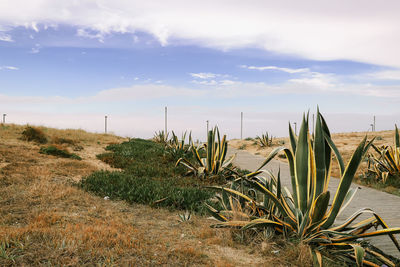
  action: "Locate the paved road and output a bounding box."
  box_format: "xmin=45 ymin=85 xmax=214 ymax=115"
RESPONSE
xmin=227 ymin=147 xmax=400 ymax=257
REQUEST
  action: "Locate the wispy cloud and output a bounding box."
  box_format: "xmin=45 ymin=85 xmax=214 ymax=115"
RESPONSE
xmin=240 ymin=65 xmax=310 ymax=74
xmin=0 ymin=66 xmax=18 ymax=70
xmin=76 ymin=28 xmax=105 ymax=43
xmin=0 ymin=32 xmax=13 ymax=42
xmin=364 ymin=69 xmax=400 ymax=81
xmin=29 ymin=44 xmax=41 ymax=54
xmin=190 ymin=72 xmax=218 ymax=79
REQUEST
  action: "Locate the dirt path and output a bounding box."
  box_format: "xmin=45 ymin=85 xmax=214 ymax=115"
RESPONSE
xmin=227 ymin=146 xmax=400 ymax=257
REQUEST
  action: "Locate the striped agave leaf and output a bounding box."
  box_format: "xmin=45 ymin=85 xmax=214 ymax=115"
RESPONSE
xmin=207 ymin=109 xmax=400 ymax=266
xmin=176 ymin=126 xmax=235 ymax=179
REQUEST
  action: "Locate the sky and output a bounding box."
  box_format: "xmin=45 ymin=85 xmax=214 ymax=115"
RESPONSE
xmin=0 ymin=0 xmax=399 ymax=140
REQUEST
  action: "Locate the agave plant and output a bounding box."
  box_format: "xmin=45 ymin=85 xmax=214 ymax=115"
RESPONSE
xmin=366 ymin=125 xmax=400 ymax=183
xmin=153 ymin=130 xmax=169 ymax=144
xmin=256 ymin=132 xmax=273 ymax=147
xmin=165 ymin=131 xmax=192 ymax=159
xmin=176 ymin=127 xmax=236 ymax=180
xmin=207 ymin=110 xmax=400 ymax=266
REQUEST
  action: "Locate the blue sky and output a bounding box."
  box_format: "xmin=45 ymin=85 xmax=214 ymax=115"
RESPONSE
xmin=0 ymin=1 xmax=400 ymax=139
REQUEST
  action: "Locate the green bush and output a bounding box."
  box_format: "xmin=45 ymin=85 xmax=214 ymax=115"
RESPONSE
xmin=39 ymin=145 xmax=82 ymax=160
xmin=80 ymin=171 xmax=214 ymax=213
xmin=21 ymin=126 xmax=48 ymax=144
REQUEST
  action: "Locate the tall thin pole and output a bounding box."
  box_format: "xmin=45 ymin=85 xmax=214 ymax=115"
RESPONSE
xmin=294 ymin=122 xmax=297 ymax=136
xmin=240 ymin=112 xmax=243 ymax=140
xmin=2 ymin=114 xmax=6 ymax=124
xmin=373 ymin=115 xmax=376 ymax=132
xmin=164 ymin=106 xmax=167 ymax=134
xmin=104 ymin=115 xmax=108 ymax=134
xmin=206 ymin=120 xmax=209 ymax=133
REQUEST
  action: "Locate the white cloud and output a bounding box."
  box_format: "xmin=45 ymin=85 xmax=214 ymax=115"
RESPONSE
xmin=190 ymin=72 xmax=218 ymax=79
xmin=76 ymin=28 xmax=105 ymax=43
xmin=241 ymin=65 xmax=310 ymax=74
xmin=29 ymin=43 xmax=40 ymax=53
xmin=0 ymin=66 xmax=18 ymax=70
xmin=0 ymin=32 xmax=13 ymax=42
xmin=0 ymin=1 xmax=399 ymax=67
xmin=364 ymin=69 xmax=400 ymax=80
xmin=191 ymin=79 xmax=218 ymax=86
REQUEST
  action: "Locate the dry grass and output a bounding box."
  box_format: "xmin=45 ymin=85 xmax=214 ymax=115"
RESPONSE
xmin=0 ymin=123 xmax=314 ymax=266
xmin=231 ymin=130 xmax=395 ymax=180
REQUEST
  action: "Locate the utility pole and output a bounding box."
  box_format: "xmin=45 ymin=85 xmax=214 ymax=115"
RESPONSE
xmin=2 ymin=114 xmax=6 ymax=124
xmin=373 ymin=115 xmax=376 ymax=132
xmin=104 ymin=115 xmax=108 ymax=134
xmin=206 ymin=120 xmax=209 ymax=133
xmin=240 ymin=112 xmax=243 ymax=140
xmin=294 ymin=122 xmax=297 ymax=136
xmin=164 ymin=106 xmax=167 ymax=134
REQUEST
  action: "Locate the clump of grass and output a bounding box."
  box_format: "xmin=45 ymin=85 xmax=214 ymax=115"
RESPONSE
xmin=21 ymin=126 xmax=48 ymax=144
xmin=52 ymin=136 xmax=76 ymax=145
xmin=39 ymin=145 xmax=82 ymax=160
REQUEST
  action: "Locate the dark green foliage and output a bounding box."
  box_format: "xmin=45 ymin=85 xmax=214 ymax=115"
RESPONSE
xmin=82 ymin=138 xmax=216 ymax=213
xmin=39 ymin=145 xmax=82 ymax=160
xmin=80 ymin=171 xmax=214 ymax=212
xmin=21 ymin=126 xmax=48 ymax=144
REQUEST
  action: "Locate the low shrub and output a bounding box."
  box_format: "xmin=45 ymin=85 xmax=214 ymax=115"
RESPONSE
xmin=21 ymin=126 xmax=48 ymax=144
xmin=39 ymin=145 xmax=82 ymax=160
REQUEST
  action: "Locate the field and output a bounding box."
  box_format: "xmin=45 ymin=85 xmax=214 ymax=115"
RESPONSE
xmin=230 ymin=130 xmax=398 ymax=193
xmin=0 ymin=124 xmax=316 ymax=266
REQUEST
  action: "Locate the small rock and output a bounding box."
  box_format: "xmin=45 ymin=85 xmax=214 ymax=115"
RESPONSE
xmin=104 ymin=196 xmax=110 ymax=200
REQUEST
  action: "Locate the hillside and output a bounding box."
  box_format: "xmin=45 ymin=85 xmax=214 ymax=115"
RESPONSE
xmin=0 ymin=124 xmax=313 ymax=266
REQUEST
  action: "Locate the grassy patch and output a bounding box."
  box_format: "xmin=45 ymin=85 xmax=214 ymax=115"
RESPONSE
xmin=81 ymin=138 xmax=215 ymax=213
xmin=80 ymin=171 xmax=214 ymax=212
xmin=39 ymin=145 xmax=82 ymax=160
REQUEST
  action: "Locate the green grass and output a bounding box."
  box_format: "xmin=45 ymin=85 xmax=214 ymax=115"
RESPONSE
xmin=39 ymin=145 xmax=82 ymax=160
xmin=80 ymin=138 xmax=216 ymax=213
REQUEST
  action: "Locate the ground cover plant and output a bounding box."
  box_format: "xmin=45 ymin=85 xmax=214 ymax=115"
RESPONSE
xmin=207 ymin=110 xmax=400 ymax=266
xmin=81 ymin=138 xmax=216 ymax=213
xmin=40 ymin=145 xmax=82 ymax=160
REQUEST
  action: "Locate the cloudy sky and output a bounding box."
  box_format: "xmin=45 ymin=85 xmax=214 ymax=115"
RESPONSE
xmin=0 ymin=0 xmax=399 ymax=139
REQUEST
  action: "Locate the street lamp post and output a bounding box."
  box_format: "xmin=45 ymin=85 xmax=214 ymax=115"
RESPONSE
xmin=165 ymin=106 xmax=167 ymax=134
xmin=105 ymin=115 xmax=108 ymax=134
xmin=2 ymin=114 xmax=6 ymax=124
xmin=240 ymin=112 xmax=243 ymax=140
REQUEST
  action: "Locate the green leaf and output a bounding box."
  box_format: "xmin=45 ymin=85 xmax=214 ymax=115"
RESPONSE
xmin=322 ymin=136 xmax=367 ymax=229
xmin=295 ymin=113 xmax=309 ymax=213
